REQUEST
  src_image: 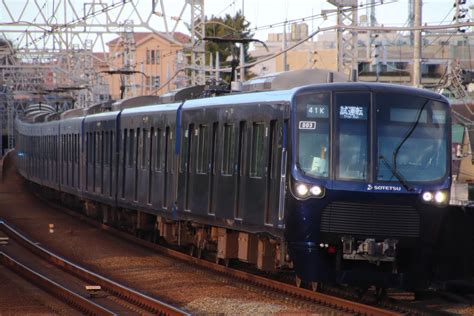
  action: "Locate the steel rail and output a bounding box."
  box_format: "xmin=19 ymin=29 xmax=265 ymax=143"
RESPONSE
xmin=52 ymin=211 xmax=401 ymax=316
xmin=0 ymin=220 xmax=189 ymax=316
xmin=0 ymin=252 xmax=115 ymax=316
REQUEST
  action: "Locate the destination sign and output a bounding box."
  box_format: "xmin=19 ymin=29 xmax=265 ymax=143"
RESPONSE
xmin=339 ymin=105 xmax=368 ymax=120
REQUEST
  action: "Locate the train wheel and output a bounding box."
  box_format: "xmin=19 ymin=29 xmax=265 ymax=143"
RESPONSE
xmin=356 ymin=286 xmax=368 ymax=300
xmin=196 ymin=248 xmax=203 ymax=259
xmin=310 ymin=282 xmax=323 ymax=292
xmin=295 ymin=275 xmax=302 ymax=288
xmin=375 ymin=287 xmax=386 ymax=302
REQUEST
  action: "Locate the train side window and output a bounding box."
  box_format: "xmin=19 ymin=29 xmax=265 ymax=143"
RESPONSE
xmin=165 ymin=127 xmax=170 ymax=173
xmin=91 ymin=132 xmax=95 ymax=165
xmin=104 ymin=131 xmax=109 ymax=166
xmin=128 ymin=129 xmax=135 ymax=167
xmin=86 ymin=133 xmax=91 ymax=164
xmin=196 ymin=124 xmax=209 ymax=174
xmin=122 ymin=129 xmax=128 ymax=198
xmin=222 ymin=123 xmax=235 ymax=176
xmin=136 ymin=128 xmax=141 ymax=166
xmin=148 ymin=128 xmax=153 ymax=169
xmin=238 ymin=121 xmax=247 ymax=177
xmin=249 ymin=122 xmax=265 ymax=178
xmin=142 ymin=128 xmax=147 ymax=169
xmin=76 ymin=134 xmax=80 ymax=163
xmin=68 ymin=134 xmax=71 ymax=162
xmin=110 ymin=132 xmax=114 ymax=166
xmin=211 ymin=122 xmax=218 ymax=175
xmin=100 ymin=132 xmax=104 ymax=166
xmin=64 ymin=134 xmax=71 ymax=162
xmin=155 ymin=128 xmax=162 ymax=171
xmin=95 ymin=132 xmax=99 ymax=166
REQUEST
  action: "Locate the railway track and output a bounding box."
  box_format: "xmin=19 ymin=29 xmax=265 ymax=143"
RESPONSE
xmin=0 ymin=252 xmax=115 ymax=315
xmin=36 ymin=200 xmax=402 ymax=316
xmin=1 ymin=156 xmax=455 ymax=315
xmin=0 ymin=220 xmax=189 ymax=316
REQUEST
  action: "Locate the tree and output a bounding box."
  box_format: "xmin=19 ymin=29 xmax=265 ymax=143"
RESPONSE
xmin=205 ymin=10 xmax=255 ymax=83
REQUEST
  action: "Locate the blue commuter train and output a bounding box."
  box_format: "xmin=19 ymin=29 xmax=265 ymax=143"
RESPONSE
xmin=15 ymin=81 xmax=456 ymax=289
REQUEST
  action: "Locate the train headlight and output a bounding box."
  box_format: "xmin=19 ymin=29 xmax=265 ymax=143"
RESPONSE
xmin=310 ymin=185 xmax=323 ymax=197
xmin=295 ymin=183 xmax=309 ymax=197
xmin=434 ymin=191 xmax=447 ymax=204
xmin=422 ymin=191 xmax=433 ymax=202
xmin=421 ymin=190 xmax=448 ymax=205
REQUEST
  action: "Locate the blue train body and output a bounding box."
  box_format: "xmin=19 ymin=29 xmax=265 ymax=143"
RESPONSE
xmin=15 ymin=82 xmax=459 ymax=289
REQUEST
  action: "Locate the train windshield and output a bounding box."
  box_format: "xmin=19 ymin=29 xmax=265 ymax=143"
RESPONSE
xmin=295 ymin=92 xmax=330 ymax=178
xmin=295 ymin=90 xmax=449 ymax=183
xmin=376 ymin=93 xmax=448 ymax=182
xmin=335 ymin=93 xmax=370 ymax=181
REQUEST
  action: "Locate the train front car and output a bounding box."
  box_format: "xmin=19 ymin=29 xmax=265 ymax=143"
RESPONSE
xmin=285 ymin=83 xmax=451 ymax=289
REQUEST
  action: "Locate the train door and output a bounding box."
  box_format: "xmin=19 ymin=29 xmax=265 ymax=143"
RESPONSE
xmin=239 ymin=116 xmax=282 ymax=225
xmin=265 ymin=120 xmax=285 ymax=226
xmin=214 ymin=122 xmax=237 ymax=219
xmin=188 ymin=123 xmax=214 ymax=214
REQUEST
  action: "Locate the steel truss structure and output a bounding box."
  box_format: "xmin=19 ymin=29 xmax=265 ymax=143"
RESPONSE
xmin=328 ymin=0 xmax=359 ymax=75
xmin=0 ymin=0 xmax=205 ymax=151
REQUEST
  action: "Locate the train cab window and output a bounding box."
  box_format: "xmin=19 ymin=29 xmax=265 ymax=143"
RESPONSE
xmin=376 ymin=94 xmax=448 ymax=182
xmin=181 ymin=125 xmax=193 ymax=172
xmin=249 ymin=122 xmax=265 ymax=178
xmin=222 ymin=123 xmax=235 ymax=176
xmin=296 ymin=92 xmax=330 ymax=178
xmin=197 ymin=124 xmax=209 ymax=174
xmin=335 ymin=93 xmax=370 ymax=181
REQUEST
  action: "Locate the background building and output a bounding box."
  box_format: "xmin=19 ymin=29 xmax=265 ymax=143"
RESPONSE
xmin=106 ymin=32 xmax=189 ymax=100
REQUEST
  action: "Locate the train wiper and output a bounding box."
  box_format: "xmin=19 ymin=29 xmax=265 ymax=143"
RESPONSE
xmin=379 ymin=155 xmax=412 ymax=191
xmin=296 ymin=162 xmax=306 ymax=175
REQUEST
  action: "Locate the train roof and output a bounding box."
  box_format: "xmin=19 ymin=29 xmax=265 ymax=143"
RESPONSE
xmin=121 ymin=102 xmax=182 ymax=116
xmin=83 ymin=110 xmax=121 ymax=122
xmin=181 ymin=89 xmax=294 ymax=110
xmin=292 ymin=82 xmax=449 ymax=103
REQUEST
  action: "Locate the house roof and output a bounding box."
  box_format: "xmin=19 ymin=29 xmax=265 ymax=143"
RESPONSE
xmin=107 ymin=32 xmax=190 ymax=47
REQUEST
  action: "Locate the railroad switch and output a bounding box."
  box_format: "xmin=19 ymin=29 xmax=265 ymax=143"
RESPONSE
xmin=85 ymin=285 xmax=102 ymax=297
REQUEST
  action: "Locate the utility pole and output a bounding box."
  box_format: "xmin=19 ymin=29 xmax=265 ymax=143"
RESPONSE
xmin=408 ymin=0 xmax=415 ymax=45
xmin=412 ymin=0 xmax=422 ymax=87
xmin=283 ymin=21 xmax=289 ymax=71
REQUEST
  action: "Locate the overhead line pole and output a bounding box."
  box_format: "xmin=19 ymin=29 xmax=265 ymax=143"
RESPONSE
xmin=413 ymin=0 xmax=422 ymax=87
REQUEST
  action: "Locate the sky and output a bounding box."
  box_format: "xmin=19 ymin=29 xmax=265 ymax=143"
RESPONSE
xmin=198 ymin=0 xmax=474 ymax=41
xmin=1 ymin=0 xmax=473 ymax=51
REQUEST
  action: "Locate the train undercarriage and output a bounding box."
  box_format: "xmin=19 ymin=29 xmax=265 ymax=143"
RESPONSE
xmin=38 ymin=186 xmax=293 ymax=276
